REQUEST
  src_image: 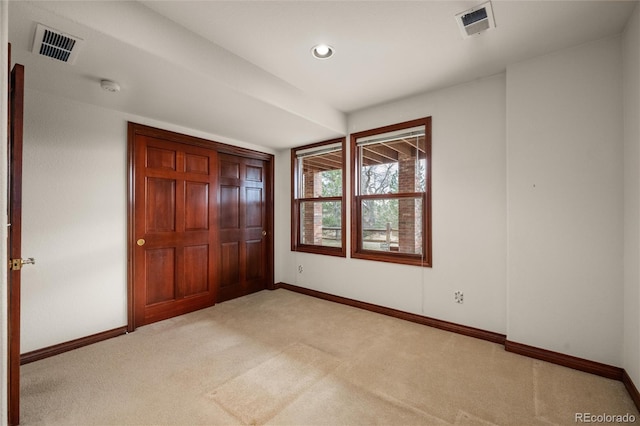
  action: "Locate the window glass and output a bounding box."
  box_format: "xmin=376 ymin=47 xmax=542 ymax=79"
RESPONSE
xmin=358 ymin=133 xmax=426 ymax=195
xmin=299 ymin=201 xmax=342 ymax=247
xmin=292 ymin=139 xmax=346 ymax=256
xmin=351 ymin=118 xmax=431 ymax=266
xmin=299 ymin=155 xmax=342 ymax=198
xmin=360 ymin=197 xmax=423 ymax=254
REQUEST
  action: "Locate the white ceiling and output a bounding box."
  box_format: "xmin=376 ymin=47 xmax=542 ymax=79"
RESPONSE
xmin=8 ymin=0 xmax=638 ymax=150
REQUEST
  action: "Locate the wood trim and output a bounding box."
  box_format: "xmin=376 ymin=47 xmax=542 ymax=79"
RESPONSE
xmin=266 ymin=151 xmax=276 ymax=291
xmin=291 ymin=144 xmax=299 ymax=253
xmin=8 ymin=54 xmax=25 ymax=426
xmin=505 ymin=340 xmax=623 ymax=380
xmin=273 ymin=282 xmax=505 ymax=344
xmin=350 ymin=117 xmax=432 ymax=267
xmin=128 ymin=122 xmax=273 ymax=161
xmin=126 ymin=123 xmax=136 ymax=332
xmin=623 ymin=370 xmax=640 ymax=411
xmin=21 ymin=326 xmax=128 ymax=365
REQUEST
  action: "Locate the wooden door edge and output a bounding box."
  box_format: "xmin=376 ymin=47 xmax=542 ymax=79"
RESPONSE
xmin=126 ymin=122 xmax=137 ymax=332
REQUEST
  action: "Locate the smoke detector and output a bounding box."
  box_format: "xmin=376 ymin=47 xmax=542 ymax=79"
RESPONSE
xmin=32 ymin=23 xmax=84 ymax=64
xmin=456 ymin=1 xmax=496 ymax=38
xmin=100 ymin=80 xmax=121 ymax=93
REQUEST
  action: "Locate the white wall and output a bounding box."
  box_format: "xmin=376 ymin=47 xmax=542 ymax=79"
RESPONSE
xmin=21 ymin=90 xmax=127 ymax=352
xmin=274 ymin=149 xmax=297 ymax=286
xmin=276 ymin=74 xmax=508 ymax=334
xmin=20 ymin=89 xmax=274 ymax=353
xmin=506 ymin=36 xmax=624 ymax=365
xmin=623 ymin=3 xmax=640 ymax=386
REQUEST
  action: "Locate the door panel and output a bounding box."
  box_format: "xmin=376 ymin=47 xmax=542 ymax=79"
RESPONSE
xmin=185 ymin=154 xmax=209 ymax=174
xmin=146 ymin=178 xmax=176 ymax=232
xmin=183 ymin=245 xmax=209 ymax=296
xmin=246 ymin=164 xmax=262 ymax=182
xmin=147 ymin=146 xmax=176 ymax=170
xmin=220 ymin=242 xmax=240 ymax=289
xmin=132 ymin=133 xmax=217 ymax=327
xmin=246 ymin=187 xmax=263 ymax=227
xmin=217 ymin=154 xmax=268 ymax=302
xmin=185 ymin=182 xmax=209 ymax=230
xmin=246 ymin=240 xmax=263 ymax=279
xmin=220 ymin=185 xmax=240 ymax=229
xmin=220 ymin=159 xmax=240 ymax=179
xmin=145 ymin=248 xmax=176 ymax=305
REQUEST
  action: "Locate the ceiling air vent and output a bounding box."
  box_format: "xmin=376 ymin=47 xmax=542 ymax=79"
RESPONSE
xmin=32 ymin=24 xmax=84 ymax=64
xmin=456 ymin=1 xmax=496 ymax=38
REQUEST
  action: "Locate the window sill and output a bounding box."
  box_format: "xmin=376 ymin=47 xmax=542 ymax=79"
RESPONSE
xmin=351 ymin=250 xmax=431 ymax=267
xmin=293 ymin=245 xmax=346 ymax=258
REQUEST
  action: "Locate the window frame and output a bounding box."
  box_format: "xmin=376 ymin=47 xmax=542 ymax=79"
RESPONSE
xmin=350 ymin=117 xmax=432 ymax=267
xmin=291 ymin=138 xmax=347 ymax=257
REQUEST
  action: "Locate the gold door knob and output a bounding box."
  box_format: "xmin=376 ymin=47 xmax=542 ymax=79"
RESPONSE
xmin=137 ymin=239 xmax=146 ymax=246
xmin=262 ymin=230 xmax=267 ymax=237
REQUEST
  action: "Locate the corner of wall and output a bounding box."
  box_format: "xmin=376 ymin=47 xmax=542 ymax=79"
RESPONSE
xmin=623 ymin=0 xmax=640 ymax=389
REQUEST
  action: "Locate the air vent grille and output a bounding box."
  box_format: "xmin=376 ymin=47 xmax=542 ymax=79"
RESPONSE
xmin=461 ymin=8 xmax=488 ymax=27
xmin=32 ymin=24 xmax=83 ymax=64
xmin=456 ymin=2 xmax=496 ymax=38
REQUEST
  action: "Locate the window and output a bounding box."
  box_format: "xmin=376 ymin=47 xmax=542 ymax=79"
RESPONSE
xmin=351 ymin=117 xmax=432 ymax=266
xmin=291 ymin=138 xmax=346 ymax=257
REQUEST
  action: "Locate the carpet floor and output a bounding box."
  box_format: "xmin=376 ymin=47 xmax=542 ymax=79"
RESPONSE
xmin=20 ymin=289 xmax=639 ymax=425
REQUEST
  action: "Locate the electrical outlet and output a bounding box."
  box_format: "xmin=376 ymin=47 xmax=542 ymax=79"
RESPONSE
xmin=298 ymin=265 xmax=303 ymax=274
xmin=454 ymin=291 xmax=464 ymax=304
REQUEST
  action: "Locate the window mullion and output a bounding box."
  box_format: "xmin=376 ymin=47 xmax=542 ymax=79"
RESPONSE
xmin=297 ymin=196 xmax=343 ymax=202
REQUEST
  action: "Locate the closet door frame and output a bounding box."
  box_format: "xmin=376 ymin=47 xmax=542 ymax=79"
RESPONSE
xmin=127 ymin=122 xmax=274 ymax=331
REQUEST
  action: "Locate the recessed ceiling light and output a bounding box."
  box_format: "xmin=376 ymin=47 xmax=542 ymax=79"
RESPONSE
xmin=311 ymin=44 xmax=334 ymax=60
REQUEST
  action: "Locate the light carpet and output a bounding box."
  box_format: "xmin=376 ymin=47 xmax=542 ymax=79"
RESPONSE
xmin=20 ymin=289 xmax=639 ymax=425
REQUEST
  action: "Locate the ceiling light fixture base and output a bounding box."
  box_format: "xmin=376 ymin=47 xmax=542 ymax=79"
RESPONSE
xmin=311 ymin=44 xmax=334 ymax=60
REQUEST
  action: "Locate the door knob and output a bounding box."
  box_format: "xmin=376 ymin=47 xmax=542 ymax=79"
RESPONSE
xmin=9 ymin=257 xmax=35 ymax=271
xmin=262 ymin=230 xmax=267 ymax=237
xmin=137 ymin=239 xmax=146 ymax=246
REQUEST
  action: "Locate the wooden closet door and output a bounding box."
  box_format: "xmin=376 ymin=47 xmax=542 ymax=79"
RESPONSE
xmin=132 ymin=134 xmax=218 ymax=327
xmin=217 ymin=153 xmax=269 ymax=302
